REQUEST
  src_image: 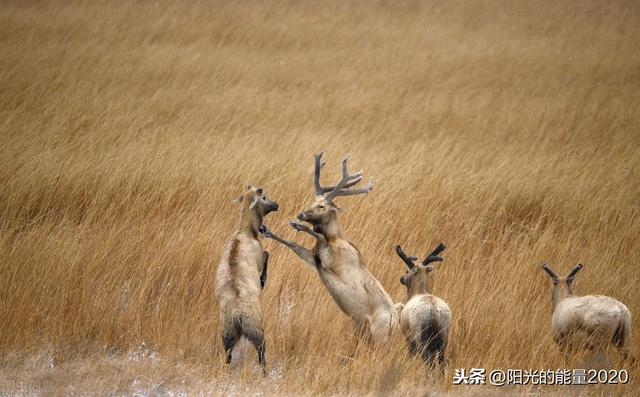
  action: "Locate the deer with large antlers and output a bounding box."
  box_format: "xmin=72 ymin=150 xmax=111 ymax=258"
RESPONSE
xmin=259 ymin=153 xmax=399 ymax=344
xmin=541 ymin=263 xmax=635 ymax=362
xmin=395 ymin=243 xmax=451 ymax=368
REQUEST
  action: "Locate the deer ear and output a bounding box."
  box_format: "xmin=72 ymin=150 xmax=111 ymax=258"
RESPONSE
xmin=249 ymin=195 xmax=258 ymax=210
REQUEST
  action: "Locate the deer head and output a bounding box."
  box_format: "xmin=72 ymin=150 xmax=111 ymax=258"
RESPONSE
xmin=541 ymin=263 xmax=583 ymax=308
xmin=396 ymin=243 xmax=446 ymax=299
xmin=296 ymin=153 xmax=374 ymax=234
xmin=236 ymin=185 xmax=279 ymax=221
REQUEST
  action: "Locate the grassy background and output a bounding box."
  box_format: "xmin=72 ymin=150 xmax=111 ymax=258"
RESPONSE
xmin=1 ymin=0 xmax=639 ymax=395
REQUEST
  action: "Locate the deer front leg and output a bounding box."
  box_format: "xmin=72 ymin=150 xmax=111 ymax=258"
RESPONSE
xmin=288 ymin=221 xmax=327 ymax=244
xmin=260 ymin=251 xmax=269 ymax=289
xmin=259 ymin=225 xmax=316 ymax=267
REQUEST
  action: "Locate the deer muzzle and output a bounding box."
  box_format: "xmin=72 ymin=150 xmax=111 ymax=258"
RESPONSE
xmin=264 ymin=201 xmax=279 ymax=214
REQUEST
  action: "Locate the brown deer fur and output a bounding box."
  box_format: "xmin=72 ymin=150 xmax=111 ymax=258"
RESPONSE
xmin=260 ymin=154 xmax=399 ymax=344
xmin=215 ymin=186 xmax=278 ymax=373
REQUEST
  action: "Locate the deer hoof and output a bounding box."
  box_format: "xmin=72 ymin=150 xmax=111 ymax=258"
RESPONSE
xmin=289 ymin=221 xmax=304 ymax=231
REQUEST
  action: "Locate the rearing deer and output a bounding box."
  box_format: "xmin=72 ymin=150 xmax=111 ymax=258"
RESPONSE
xmin=259 ymin=153 xmax=399 ymax=344
xmin=215 ymin=185 xmax=279 ymax=374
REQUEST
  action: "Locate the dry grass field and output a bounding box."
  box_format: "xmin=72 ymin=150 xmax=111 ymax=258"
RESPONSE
xmin=1 ymin=0 xmax=639 ymax=395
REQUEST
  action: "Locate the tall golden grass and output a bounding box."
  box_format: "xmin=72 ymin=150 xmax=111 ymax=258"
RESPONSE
xmin=1 ymin=0 xmax=639 ymax=395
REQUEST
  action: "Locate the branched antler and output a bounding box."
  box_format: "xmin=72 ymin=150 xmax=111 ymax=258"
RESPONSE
xmin=313 ymin=152 xmax=363 ymax=196
xmin=422 ymin=243 xmax=446 ymax=265
xmin=322 ymin=155 xmax=374 ymax=203
xmin=395 ymin=245 xmax=418 ymax=269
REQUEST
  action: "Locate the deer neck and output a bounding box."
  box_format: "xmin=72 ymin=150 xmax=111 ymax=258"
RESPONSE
xmin=551 ymin=284 xmax=572 ymax=310
xmin=317 ymin=215 xmax=345 ymax=242
xmin=238 ymin=207 xmax=261 ymax=239
xmin=407 ymin=273 xmax=431 ymax=299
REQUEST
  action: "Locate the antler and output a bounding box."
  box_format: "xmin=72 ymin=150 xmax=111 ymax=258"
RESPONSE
xmin=422 ymin=243 xmax=446 ymax=265
xmin=395 ymin=245 xmax=418 ymax=269
xmin=324 ymin=155 xmax=374 ymax=203
xmin=313 ymin=153 xmax=327 ymax=196
xmin=566 ymin=263 xmax=583 ymax=280
xmin=313 ymin=152 xmax=363 ymax=196
xmin=541 ymin=264 xmax=559 ymax=282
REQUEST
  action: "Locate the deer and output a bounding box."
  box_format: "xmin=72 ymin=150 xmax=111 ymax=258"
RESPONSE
xmin=395 ymin=243 xmax=451 ymax=369
xmin=541 ymin=263 xmax=635 ymax=363
xmin=258 ymin=153 xmax=399 ymax=344
xmin=214 ymin=185 xmax=279 ymax=375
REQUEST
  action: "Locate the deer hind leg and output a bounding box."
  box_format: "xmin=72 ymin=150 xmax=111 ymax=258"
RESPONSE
xmin=243 ymin=322 xmax=267 ymax=375
xmin=407 ymin=339 xmax=418 ymax=356
xmin=222 ymin=318 xmax=241 ymax=365
xmin=613 ymin=315 xmax=636 ymax=364
xmin=419 ymin=321 xmax=447 ymax=370
xmin=420 ymin=343 xmax=438 ymax=369
xmin=369 ymin=313 xmax=395 ymax=345
xmin=351 ymin=318 xmax=370 ymax=343
xmin=554 ymin=332 xmax=571 ymax=357
xmin=436 ymin=337 xmax=449 ymax=373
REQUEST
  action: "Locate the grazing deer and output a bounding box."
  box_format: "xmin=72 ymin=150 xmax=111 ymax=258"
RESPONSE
xmin=215 ymin=185 xmax=279 ymax=374
xmin=395 ymin=243 xmax=451 ymax=368
xmin=259 ymin=153 xmax=399 ymax=344
xmin=541 ymin=263 xmax=635 ymax=363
